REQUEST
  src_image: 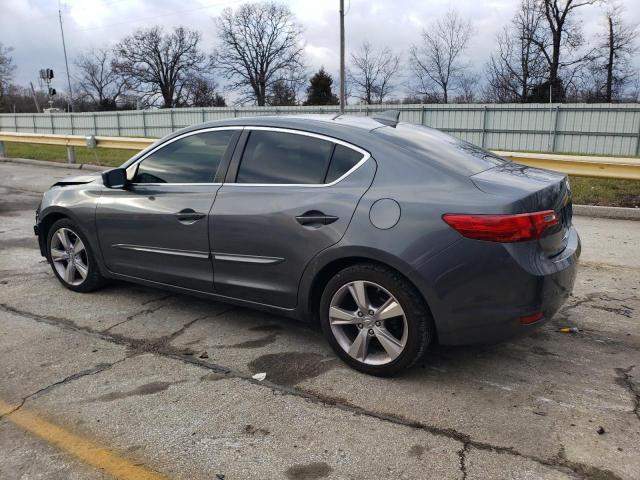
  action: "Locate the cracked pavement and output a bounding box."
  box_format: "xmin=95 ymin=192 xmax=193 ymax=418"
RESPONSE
xmin=1 ymin=161 xmax=639 ymax=479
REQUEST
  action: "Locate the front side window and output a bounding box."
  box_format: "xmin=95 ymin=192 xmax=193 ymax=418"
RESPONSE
xmin=133 ymin=130 xmax=235 ymax=184
xmin=236 ymin=130 xmax=334 ymax=184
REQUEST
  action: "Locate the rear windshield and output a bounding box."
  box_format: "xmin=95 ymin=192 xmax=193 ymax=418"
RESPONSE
xmin=373 ymin=123 xmax=509 ymax=175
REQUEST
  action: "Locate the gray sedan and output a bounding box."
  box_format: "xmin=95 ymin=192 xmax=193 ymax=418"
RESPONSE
xmin=34 ymin=112 xmax=579 ymax=376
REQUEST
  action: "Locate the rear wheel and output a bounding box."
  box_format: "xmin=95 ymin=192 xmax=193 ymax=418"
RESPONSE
xmin=320 ymin=263 xmax=434 ymax=376
xmin=46 ymin=219 xmax=105 ymax=292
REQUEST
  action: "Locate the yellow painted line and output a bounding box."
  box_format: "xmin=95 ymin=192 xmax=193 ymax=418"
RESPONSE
xmin=0 ymin=399 xmax=167 ymax=480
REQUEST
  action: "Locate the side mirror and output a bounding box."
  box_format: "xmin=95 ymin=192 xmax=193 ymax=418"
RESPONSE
xmin=102 ymin=168 xmax=128 ymax=189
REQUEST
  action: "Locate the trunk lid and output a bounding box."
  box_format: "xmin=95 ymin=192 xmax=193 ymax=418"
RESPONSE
xmin=470 ymin=163 xmax=572 ymax=257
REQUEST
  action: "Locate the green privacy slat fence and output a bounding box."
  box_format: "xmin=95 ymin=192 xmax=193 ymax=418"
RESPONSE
xmin=1 ymin=103 xmax=639 ymax=156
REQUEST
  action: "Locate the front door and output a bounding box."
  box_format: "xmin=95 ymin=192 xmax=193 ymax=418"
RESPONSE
xmin=211 ymin=128 xmax=375 ymax=308
xmin=97 ymin=128 xmax=240 ymax=292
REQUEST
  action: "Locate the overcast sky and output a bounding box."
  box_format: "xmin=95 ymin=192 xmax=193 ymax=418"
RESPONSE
xmin=3 ymin=0 xmax=640 ymax=101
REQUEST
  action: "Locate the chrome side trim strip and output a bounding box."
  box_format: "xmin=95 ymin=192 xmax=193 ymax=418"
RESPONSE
xmin=213 ymin=253 xmax=284 ymax=265
xmin=113 ymin=244 xmax=209 ymax=259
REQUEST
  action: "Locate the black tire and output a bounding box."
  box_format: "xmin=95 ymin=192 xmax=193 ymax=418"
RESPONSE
xmin=319 ymin=263 xmax=434 ymax=376
xmin=46 ymin=218 xmax=105 ymax=293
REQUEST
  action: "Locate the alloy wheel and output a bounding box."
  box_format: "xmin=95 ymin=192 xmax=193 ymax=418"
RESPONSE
xmin=329 ymin=280 xmax=408 ymax=365
xmin=50 ymin=227 xmax=89 ymax=286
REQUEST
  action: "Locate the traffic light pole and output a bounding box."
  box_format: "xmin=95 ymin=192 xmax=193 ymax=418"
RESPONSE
xmin=58 ymin=1 xmax=73 ymax=112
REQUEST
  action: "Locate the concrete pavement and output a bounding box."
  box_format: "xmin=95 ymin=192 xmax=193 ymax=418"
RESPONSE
xmin=1 ymin=161 xmax=639 ymax=479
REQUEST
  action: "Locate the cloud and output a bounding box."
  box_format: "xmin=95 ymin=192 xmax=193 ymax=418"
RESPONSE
xmin=3 ymin=0 xmax=639 ymax=101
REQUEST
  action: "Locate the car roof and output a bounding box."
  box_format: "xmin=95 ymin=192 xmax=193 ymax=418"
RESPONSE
xmin=180 ymin=114 xmax=387 ymax=136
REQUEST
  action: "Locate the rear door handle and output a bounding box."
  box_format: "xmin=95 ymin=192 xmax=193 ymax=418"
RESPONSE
xmin=175 ymin=208 xmax=206 ymax=223
xmin=295 ymin=211 xmax=339 ymax=226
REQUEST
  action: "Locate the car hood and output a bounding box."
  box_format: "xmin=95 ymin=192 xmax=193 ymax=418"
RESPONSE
xmin=52 ymin=173 xmax=101 ymax=187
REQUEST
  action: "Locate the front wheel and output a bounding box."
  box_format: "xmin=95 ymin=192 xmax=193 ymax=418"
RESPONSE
xmin=46 ymin=219 xmax=105 ymax=292
xmin=320 ymin=263 xmax=434 ymax=376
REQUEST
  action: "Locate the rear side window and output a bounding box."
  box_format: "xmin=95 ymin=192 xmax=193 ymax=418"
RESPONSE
xmin=134 ymin=130 xmax=235 ymax=184
xmin=325 ymin=144 xmax=363 ymax=183
xmin=236 ymin=130 xmax=334 ymax=184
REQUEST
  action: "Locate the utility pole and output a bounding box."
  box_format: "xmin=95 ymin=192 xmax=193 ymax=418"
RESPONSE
xmin=339 ymin=0 xmax=345 ymax=114
xmin=58 ymin=0 xmax=74 ymax=112
xmin=30 ymin=82 xmax=41 ymax=113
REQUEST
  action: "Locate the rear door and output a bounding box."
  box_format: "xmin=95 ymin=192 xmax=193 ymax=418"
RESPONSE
xmin=210 ymin=127 xmax=376 ymax=308
xmin=96 ymin=127 xmax=240 ymax=291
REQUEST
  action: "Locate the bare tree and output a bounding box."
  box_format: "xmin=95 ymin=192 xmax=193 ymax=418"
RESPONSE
xmin=595 ymin=4 xmax=638 ymax=101
xmin=485 ymin=0 xmax=548 ymax=102
xmin=348 ymin=42 xmax=400 ymax=104
xmin=74 ymin=48 xmax=128 ymax=110
xmin=0 ymin=43 xmax=15 ymax=99
xmin=113 ymin=26 xmax=211 ymax=108
xmin=531 ymin=0 xmax=600 ymax=100
xmin=179 ymin=75 xmax=226 ymax=107
xmin=215 ymin=2 xmax=305 ymax=106
xmin=409 ymin=10 xmax=473 ymax=103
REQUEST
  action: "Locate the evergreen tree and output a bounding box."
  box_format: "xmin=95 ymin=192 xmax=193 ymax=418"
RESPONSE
xmin=304 ymin=67 xmax=339 ymax=105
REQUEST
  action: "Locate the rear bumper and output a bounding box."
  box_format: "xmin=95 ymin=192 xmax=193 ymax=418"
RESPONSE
xmin=421 ymin=227 xmax=580 ymax=346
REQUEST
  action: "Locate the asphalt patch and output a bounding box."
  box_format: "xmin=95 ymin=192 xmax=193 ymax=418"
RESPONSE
xmin=227 ymin=333 xmax=278 ymax=349
xmin=285 ymin=462 xmax=333 ymax=480
xmin=247 ymin=352 xmax=336 ymax=386
xmin=92 ymin=381 xmax=180 ymax=402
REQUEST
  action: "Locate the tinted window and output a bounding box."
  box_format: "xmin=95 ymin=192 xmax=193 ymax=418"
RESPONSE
xmin=373 ymin=123 xmax=508 ymax=175
xmin=134 ymin=130 xmax=234 ymax=183
xmin=237 ymin=131 xmax=333 ymax=184
xmin=325 ymin=144 xmax=363 ymax=183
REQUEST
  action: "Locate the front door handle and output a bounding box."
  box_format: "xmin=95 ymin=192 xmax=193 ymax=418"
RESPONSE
xmin=175 ymin=208 xmax=206 ymax=224
xmin=295 ymin=210 xmax=339 ymax=226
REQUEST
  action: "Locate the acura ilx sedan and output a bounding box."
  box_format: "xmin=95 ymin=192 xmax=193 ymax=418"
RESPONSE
xmin=34 ymin=112 xmax=580 ymax=376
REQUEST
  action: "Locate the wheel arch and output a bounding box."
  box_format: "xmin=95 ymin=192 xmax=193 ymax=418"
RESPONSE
xmin=301 ymin=247 xmax=439 ymax=342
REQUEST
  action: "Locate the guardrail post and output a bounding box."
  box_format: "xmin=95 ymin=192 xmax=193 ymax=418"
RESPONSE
xmin=0 ymin=141 xmax=5 ymax=158
xmin=67 ymin=146 xmax=76 ymax=164
xmin=481 ymin=105 xmax=488 ymax=148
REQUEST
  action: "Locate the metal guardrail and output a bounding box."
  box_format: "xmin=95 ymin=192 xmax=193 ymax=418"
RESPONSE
xmin=0 ymin=132 xmax=638 ymax=180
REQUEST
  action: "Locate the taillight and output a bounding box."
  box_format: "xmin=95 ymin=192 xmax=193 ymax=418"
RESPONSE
xmin=442 ymin=210 xmax=558 ymax=243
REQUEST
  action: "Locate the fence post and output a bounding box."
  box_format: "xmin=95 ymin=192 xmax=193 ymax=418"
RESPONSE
xmin=70 ymin=113 xmax=75 ymax=135
xmin=551 ymin=105 xmax=560 ymax=153
xmin=116 ymin=111 xmax=121 ymax=136
xmin=142 ymin=110 xmax=148 ymax=137
xmin=50 ymin=114 xmax=55 ymax=134
xmin=201 ymin=108 xmax=206 ymax=123
xmin=14 ymin=114 xmax=18 ymax=132
xmin=67 ymin=146 xmax=76 ymax=164
xmin=636 ymin=111 xmax=640 ymax=157
xmin=32 ymin=114 xmax=37 ymax=133
xmin=0 ymin=141 xmax=5 ymax=157
xmin=421 ymin=106 xmax=426 ymax=126
xmin=170 ymin=109 xmax=175 ymax=131
xmin=92 ymin=112 xmax=97 ymax=135
xmin=481 ymin=105 xmax=488 ymax=148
